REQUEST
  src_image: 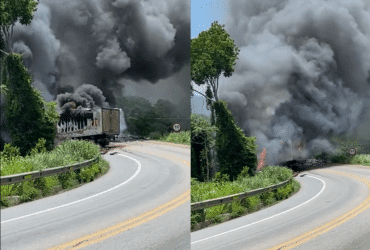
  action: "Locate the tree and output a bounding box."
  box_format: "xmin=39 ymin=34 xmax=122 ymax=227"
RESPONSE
xmin=1 ymin=0 xmax=57 ymax=155
xmin=1 ymin=0 xmax=39 ymax=152
xmin=191 ymin=113 xmax=217 ymax=182
xmin=213 ymin=101 xmax=258 ymax=180
xmin=0 ymin=0 xmax=38 ymax=53
xmin=3 ymin=54 xmax=56 ymax=155
xmin=116 ymin=96 xmax=173 ymax=137
xmin=191 ymin=21 xmax=240 ymax=102
xmin=154 ymin=99 xmax=177 ymax=119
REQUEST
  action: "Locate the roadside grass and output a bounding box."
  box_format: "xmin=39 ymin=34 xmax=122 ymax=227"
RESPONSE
xmin=150 ymin=131 xmax=190 ymax=145
xmin=1 ymin=139 xmax=109 ymax=208
xmin=1 ymin=139 xmax=100 ymax=176
xmin=349 ymin=154 xmax=370 ymax=166
xmin=191 ymin=166 xmax=300 ymax=231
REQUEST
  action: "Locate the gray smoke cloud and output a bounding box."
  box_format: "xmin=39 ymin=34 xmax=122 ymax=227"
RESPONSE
xmin=10 ymin=0 xmax=190 ymax=105
xmin=95 ymin=37 xmax=131 ymax=74
xmin=219 ymin=0 xmax=370 ymax=164
xmin=1 ymin=0 xmax=190 ymax=145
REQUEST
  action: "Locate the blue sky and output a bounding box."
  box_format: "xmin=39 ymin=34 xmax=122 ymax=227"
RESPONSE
xmin=191 ymin=0 xmax=229 ymax=39
xmin=191 ymin=0 xmax=229 ymax=114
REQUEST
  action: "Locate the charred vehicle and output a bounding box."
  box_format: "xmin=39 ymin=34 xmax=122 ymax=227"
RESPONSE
xmin=55 ymin=105 xmax=121 ymax=147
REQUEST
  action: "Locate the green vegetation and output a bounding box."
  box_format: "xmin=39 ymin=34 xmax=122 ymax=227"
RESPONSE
xmin=191 ymin=166 xmax=300 ymax=230
xmin=349 ymin=154 xmax=370 ymax=165
xmin=1 ymin=139 xmax=108 ymax=207
xmin=150 ymin=131 xmax=190 ymax=145
xmin=1 ymin=0 xmax=38 ymax=53
xmin=191 ymin=21 xmax=240 ymax=102
xmin=189 ymin=20 xmax=369 ymax=232
xmin=191 ymin=166 xmax=293 ymax=203
xmin=191 ymin=113 xmax=216 ymax=182
xmin=214 ymin=101 xmax=258 ymax=180
xmin=312 ymin=136 xmax=370 ymax=166
xmin=1 ymin=0 xmax=58 ymax=154
xmin=2 ymin=51 xmax=58 ymax=155
xmin=191 ymin=22 xmax=256 ymax=182
xmin=190 ymin=102 xmax=258 ymax=182
xmin=117 ymin=96 xmax=190 ymax=138
xmin=1 ymin=139 xmax=99 ymax=176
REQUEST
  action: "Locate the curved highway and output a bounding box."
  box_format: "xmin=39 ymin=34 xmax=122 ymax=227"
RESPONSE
xmin=1 ymin=140 xmax=190 ymax=250
xmin=191 ymin=165 xmax=370 ymax=250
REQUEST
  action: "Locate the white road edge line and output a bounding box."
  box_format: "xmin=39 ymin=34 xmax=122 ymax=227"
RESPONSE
xmin=191 ymin=174 xmax=326 ymax=244
xmin=1 ymin=154 xmax=141 ymax=224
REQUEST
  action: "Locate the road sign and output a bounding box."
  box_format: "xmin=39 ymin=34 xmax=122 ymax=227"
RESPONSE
xmin=173 ymin=123 xmax=181 ymax=132
xmin=349 ymin=148 xmax=356 ymax=156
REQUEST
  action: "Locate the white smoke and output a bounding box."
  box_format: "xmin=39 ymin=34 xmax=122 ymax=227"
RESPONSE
xmin=119 ymin=108 xmax=127 ymax=135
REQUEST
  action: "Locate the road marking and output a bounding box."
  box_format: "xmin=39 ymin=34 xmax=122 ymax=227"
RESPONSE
xmin=191 ymin=175 xmax=326 ymax=245
xmin=268 ymin=169 xmax=370 ymax=250
xmin=47 ymin=190 xmax=190 ymax=250
xmin=46 ymin=145 xmax=190 ymax=249
xmin=1 ymin=154 xmax=141 ymax=224
xmin=121 ymin=146 xmax=190 ymax=167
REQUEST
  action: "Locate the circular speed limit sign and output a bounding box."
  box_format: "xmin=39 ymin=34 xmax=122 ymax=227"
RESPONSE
xmin=173 ymin=123 xmax=181 ymax=132
xmin=349 ymin=148 xmax=356 ymax=156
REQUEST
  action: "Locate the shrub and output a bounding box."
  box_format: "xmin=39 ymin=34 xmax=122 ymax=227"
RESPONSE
xmin=17 ymin=181 xmax=42 ymax=202
xmin=275 ymin=183 xmax=293 ymax=200
xmin=191 ymin=209 xmax=206 ymax=226
xmin=236 ymin=166 xmax=250 ymax=181
xmin=149 ymin=132 xmax=162 ymax=140
xmin=0 ymin=143 xmax=20 ymax=160
xmin=260 ymin=191 xmax=276 ymax=206
xmin=228 ymin=201 xmax=245 ymax=218
xmin=57 ymin=171 xmax=78 ymax=189
xmin=244 ymin=196 xmax=261 ymax=212
xmin=213 ymin=172 xmax=230 ymax=183
xmin=28 ymin=138 xmax=47 ymax=157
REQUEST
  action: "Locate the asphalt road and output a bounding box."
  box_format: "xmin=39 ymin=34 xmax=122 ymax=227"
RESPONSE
xmin=191 ymin=165 xmax=370 ymax=250
xmin=1 ymin=140 xmax=190 ymax=250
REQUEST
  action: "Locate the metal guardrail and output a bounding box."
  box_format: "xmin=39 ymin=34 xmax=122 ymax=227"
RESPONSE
xmin=191 ymin=176 xmax=295 ymax=211
xmin=0 ymin=155 xmax=100 ymax=186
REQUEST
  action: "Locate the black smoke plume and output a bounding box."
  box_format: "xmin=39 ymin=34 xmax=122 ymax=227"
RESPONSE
xmin=219 ymin=0 xmax=370 ymax=164
xmin=57 ymin=84 xmax=109 ymax=111
xmin=56 ymin=84 xmax=109 ymax=130
xmin=10 ymin=0 xmax=190 ymax=105
xmin=2 ymin=0 xmax=189 ymax=143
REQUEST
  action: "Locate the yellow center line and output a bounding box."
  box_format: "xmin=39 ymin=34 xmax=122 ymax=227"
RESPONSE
xmin=268 ymin=169 xmax=370 ymax=250
xmin=47 ymin=145 xmax=190 ymax=249
xmin=47 ymin=190 xmax=190 ymax=250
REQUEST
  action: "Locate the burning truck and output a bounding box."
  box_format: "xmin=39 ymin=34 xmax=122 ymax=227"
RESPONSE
xmin=55 ymin=101 xmax=121 ymax=147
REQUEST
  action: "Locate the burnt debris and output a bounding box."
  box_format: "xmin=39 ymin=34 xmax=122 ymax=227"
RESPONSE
xmin=278 ymin=159 xmax=328 ymax=172
xmin=58 ymin=105 xmax=94 ymax=132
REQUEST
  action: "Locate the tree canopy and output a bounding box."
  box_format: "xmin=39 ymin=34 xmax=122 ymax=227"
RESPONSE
xmin=1 ymin=0 xmax=38 ymax=53
xmin=191 ymin=21 xmax=240 ymax=102
xmin=0 ymin=0 xmax=58 ymax=155
xmin=3 ymin=54 xmax=57 ymax=155
xmin=116 ymin=96 xmax=187 ymax=137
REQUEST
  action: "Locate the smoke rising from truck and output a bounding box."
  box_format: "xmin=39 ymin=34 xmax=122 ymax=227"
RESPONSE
xmin=219 ymin=0 xmax=370 ymax=164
